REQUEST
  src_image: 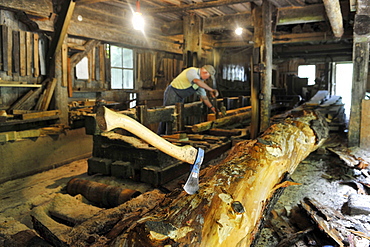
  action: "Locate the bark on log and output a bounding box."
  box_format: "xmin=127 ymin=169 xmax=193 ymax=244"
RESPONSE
xmin=64 ymin=109 xmax=327 ymax=246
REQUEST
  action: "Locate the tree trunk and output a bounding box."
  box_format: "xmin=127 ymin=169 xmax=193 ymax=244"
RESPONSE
xmin=63 ymin=109 xmax=328 ymax=247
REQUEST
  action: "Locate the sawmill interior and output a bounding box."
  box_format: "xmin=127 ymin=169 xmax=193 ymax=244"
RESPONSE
xmin=1 ymin=0 xmax=370 ymax=246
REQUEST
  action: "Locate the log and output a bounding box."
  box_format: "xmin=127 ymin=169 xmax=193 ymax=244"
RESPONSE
xmin=60 ymin=109 xmax=328 ymax=246
xmin=191 ymin=110 xmax=252 ymax=133
xmin=66 ymin=178 xmax=142 ymax=208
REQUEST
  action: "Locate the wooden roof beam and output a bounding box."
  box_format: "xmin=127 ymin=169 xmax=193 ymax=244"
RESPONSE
xmin=277 ymin=3 xmax=349 ymax=25
xmin=322 ymin=0 xmax=344 ymax=38
xmin=145 ymin=0 xmax=258 ymax=14
xmin=161 ymin=13 xmax=253 ymax=36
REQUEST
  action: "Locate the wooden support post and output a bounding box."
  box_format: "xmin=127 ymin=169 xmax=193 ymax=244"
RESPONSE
xmin=348 ymin=0 xmax=370 ymax=147
xmin=99 ymin=45 xmax=106 ymax=84
xmin=62 ymin=43 xmax=68 ymax=87
xmin=136 ymin=105 xmax=148 ymax=126
xmin=183 ymin=13 xmax=203 ymax=67
xmin=54 ymin=41 xmax=69 ymax=125
xmin=175 ymin=102 xmax=184 ymax=132
xmin=250 ymin=51 xmax=260 ymax=139
xmin=67 ymin=57 xmax=73 ymax=97
xmin=259 ymin=1 xmax=273 ymax=133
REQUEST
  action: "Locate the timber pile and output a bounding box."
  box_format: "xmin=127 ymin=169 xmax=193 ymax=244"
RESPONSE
xmin=2 ymin=78 xmax=59 ymax=123
xmin=299 ymin=90 xmax=346 ymax=131
xmin=6 ymin=109 xmax=329 ymax=247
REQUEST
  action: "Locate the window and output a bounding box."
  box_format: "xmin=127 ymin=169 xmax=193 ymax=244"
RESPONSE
xmin=76 ymin=57 xmax=89 ymax=80
xmin=222 ymin=64 xmax=247 ymax=82
xmin=298 ymin=65 xmax=315 ymax=85
xmin=110 ymin=45 xmax=134 ymax=89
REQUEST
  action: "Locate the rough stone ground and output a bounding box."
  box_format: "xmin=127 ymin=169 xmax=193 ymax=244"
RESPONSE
xmin=0 ymin=132 xmax=369 ymax=246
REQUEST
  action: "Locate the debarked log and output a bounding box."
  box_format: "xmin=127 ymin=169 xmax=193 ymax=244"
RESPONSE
xmin=64 ymin=109 xmax=328 ymax=247
xmin=191 ymin=110 xmax=252 ymax=133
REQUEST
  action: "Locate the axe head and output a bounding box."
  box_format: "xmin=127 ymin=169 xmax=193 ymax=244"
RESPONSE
xmin=183 ymin=148 xmax=204 ymax=195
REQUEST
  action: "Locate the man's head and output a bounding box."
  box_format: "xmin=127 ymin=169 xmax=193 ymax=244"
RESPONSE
xmin=201 ymin=65 xmax=216 ymax=81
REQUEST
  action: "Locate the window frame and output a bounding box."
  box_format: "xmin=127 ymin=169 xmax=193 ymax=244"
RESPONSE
xmin=109 ymin=45 xmax=135 ymax=90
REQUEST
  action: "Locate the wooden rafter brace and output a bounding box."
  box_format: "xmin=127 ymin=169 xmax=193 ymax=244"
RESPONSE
xmin=52 ymin=109 xmax=328 ymax=247
xmin=46 ymin=0 xmax=76 ymax=75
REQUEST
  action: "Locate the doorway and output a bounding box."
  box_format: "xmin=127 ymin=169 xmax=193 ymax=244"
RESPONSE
xmin=334 ymin=62 xmax=353 ymax=121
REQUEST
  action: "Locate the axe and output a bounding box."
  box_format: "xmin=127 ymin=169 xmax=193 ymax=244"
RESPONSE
xmin=96 ymin=106 xmax=204 ymax=194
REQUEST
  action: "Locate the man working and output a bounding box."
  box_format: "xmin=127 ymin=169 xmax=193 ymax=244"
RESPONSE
xmin=158 ymin=65 xmax=219 ymax=135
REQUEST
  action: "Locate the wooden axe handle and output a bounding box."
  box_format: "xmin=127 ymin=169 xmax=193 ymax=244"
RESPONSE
xmin=96 ymin=106 xmax=197 ymax=165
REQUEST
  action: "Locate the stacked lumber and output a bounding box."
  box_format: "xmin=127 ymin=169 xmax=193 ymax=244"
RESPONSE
xmin=8 ymin=87 xmax=42 ymax=111
xmin=3 ymin=78 xmax=58 ymax=122
xmin=293 ymin=90 xmax=346 ymax=131
xmin=35 ymin=78 xmax=57 ymax=111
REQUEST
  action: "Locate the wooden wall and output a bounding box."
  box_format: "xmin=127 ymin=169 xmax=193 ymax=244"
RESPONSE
xmin=0 ymin=11 xmax=47 ymax=110
xmin=67 ymin=36 xmax=184 ymax=109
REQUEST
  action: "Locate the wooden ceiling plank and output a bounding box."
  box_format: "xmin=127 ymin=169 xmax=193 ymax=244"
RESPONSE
xmin=67 ymin=21 xmax=182 ymax=54
xmin=161 ymin=13 xmax=253 ymax=35
xmin=76 ymin=0 xmax=112 ymax=4
xmin=0 ymin=0 xmax=52 ymax=18
xmin=145 ymin=0 xmax=256 ymax=14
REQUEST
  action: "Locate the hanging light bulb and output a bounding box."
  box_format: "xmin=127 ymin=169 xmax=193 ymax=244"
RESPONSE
xmin=132 ymin=0 xmax=144 ymax=31
xmin=235 ymin=27 xmax=243 ymax=36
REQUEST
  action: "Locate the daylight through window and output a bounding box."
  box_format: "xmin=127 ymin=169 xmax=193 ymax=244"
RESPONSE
xmin=110 ymin=45 xmax=134 ymax=89
xmin=298 ymin=65 xmax=316 ymax=85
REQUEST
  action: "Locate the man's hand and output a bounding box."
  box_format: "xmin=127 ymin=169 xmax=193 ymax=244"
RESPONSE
xmin=210 ymin=89 xmax=219 ymax=98
xmin=210 ymin=106 xmax=217 ymax=114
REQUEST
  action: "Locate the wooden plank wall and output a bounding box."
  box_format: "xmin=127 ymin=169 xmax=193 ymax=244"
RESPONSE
xmin=0 ymin=25 xmax=45 ymax=82
xmin=70 ymin=37 xmax=107 ymax=92
xmin=0 ymin=25 xmax=46 ymax=109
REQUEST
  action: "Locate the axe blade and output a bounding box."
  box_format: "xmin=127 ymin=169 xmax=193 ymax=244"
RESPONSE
xmin=183 ymin=148 xmax=204 ymax=195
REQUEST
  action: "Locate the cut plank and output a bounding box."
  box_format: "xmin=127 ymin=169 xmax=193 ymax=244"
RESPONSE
xmin=319 ymin=95 xmax=342 ymax=107
xmin=361 ymin=100 xmax=370 ymax=148
xmin=33 ymin=33 xmax=39 ymax=77
xmin=192 ymin=110 xmax=252 ymax=133
xmin=20 ymin=110 xmax=61 ymax=120
xmin=304 ymin=90 xmax=329 ymax=107
xmin=8 ymin=90 xmax=35 ymax=111
xmin=39 ymin=78 xmax=57 ymax=110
